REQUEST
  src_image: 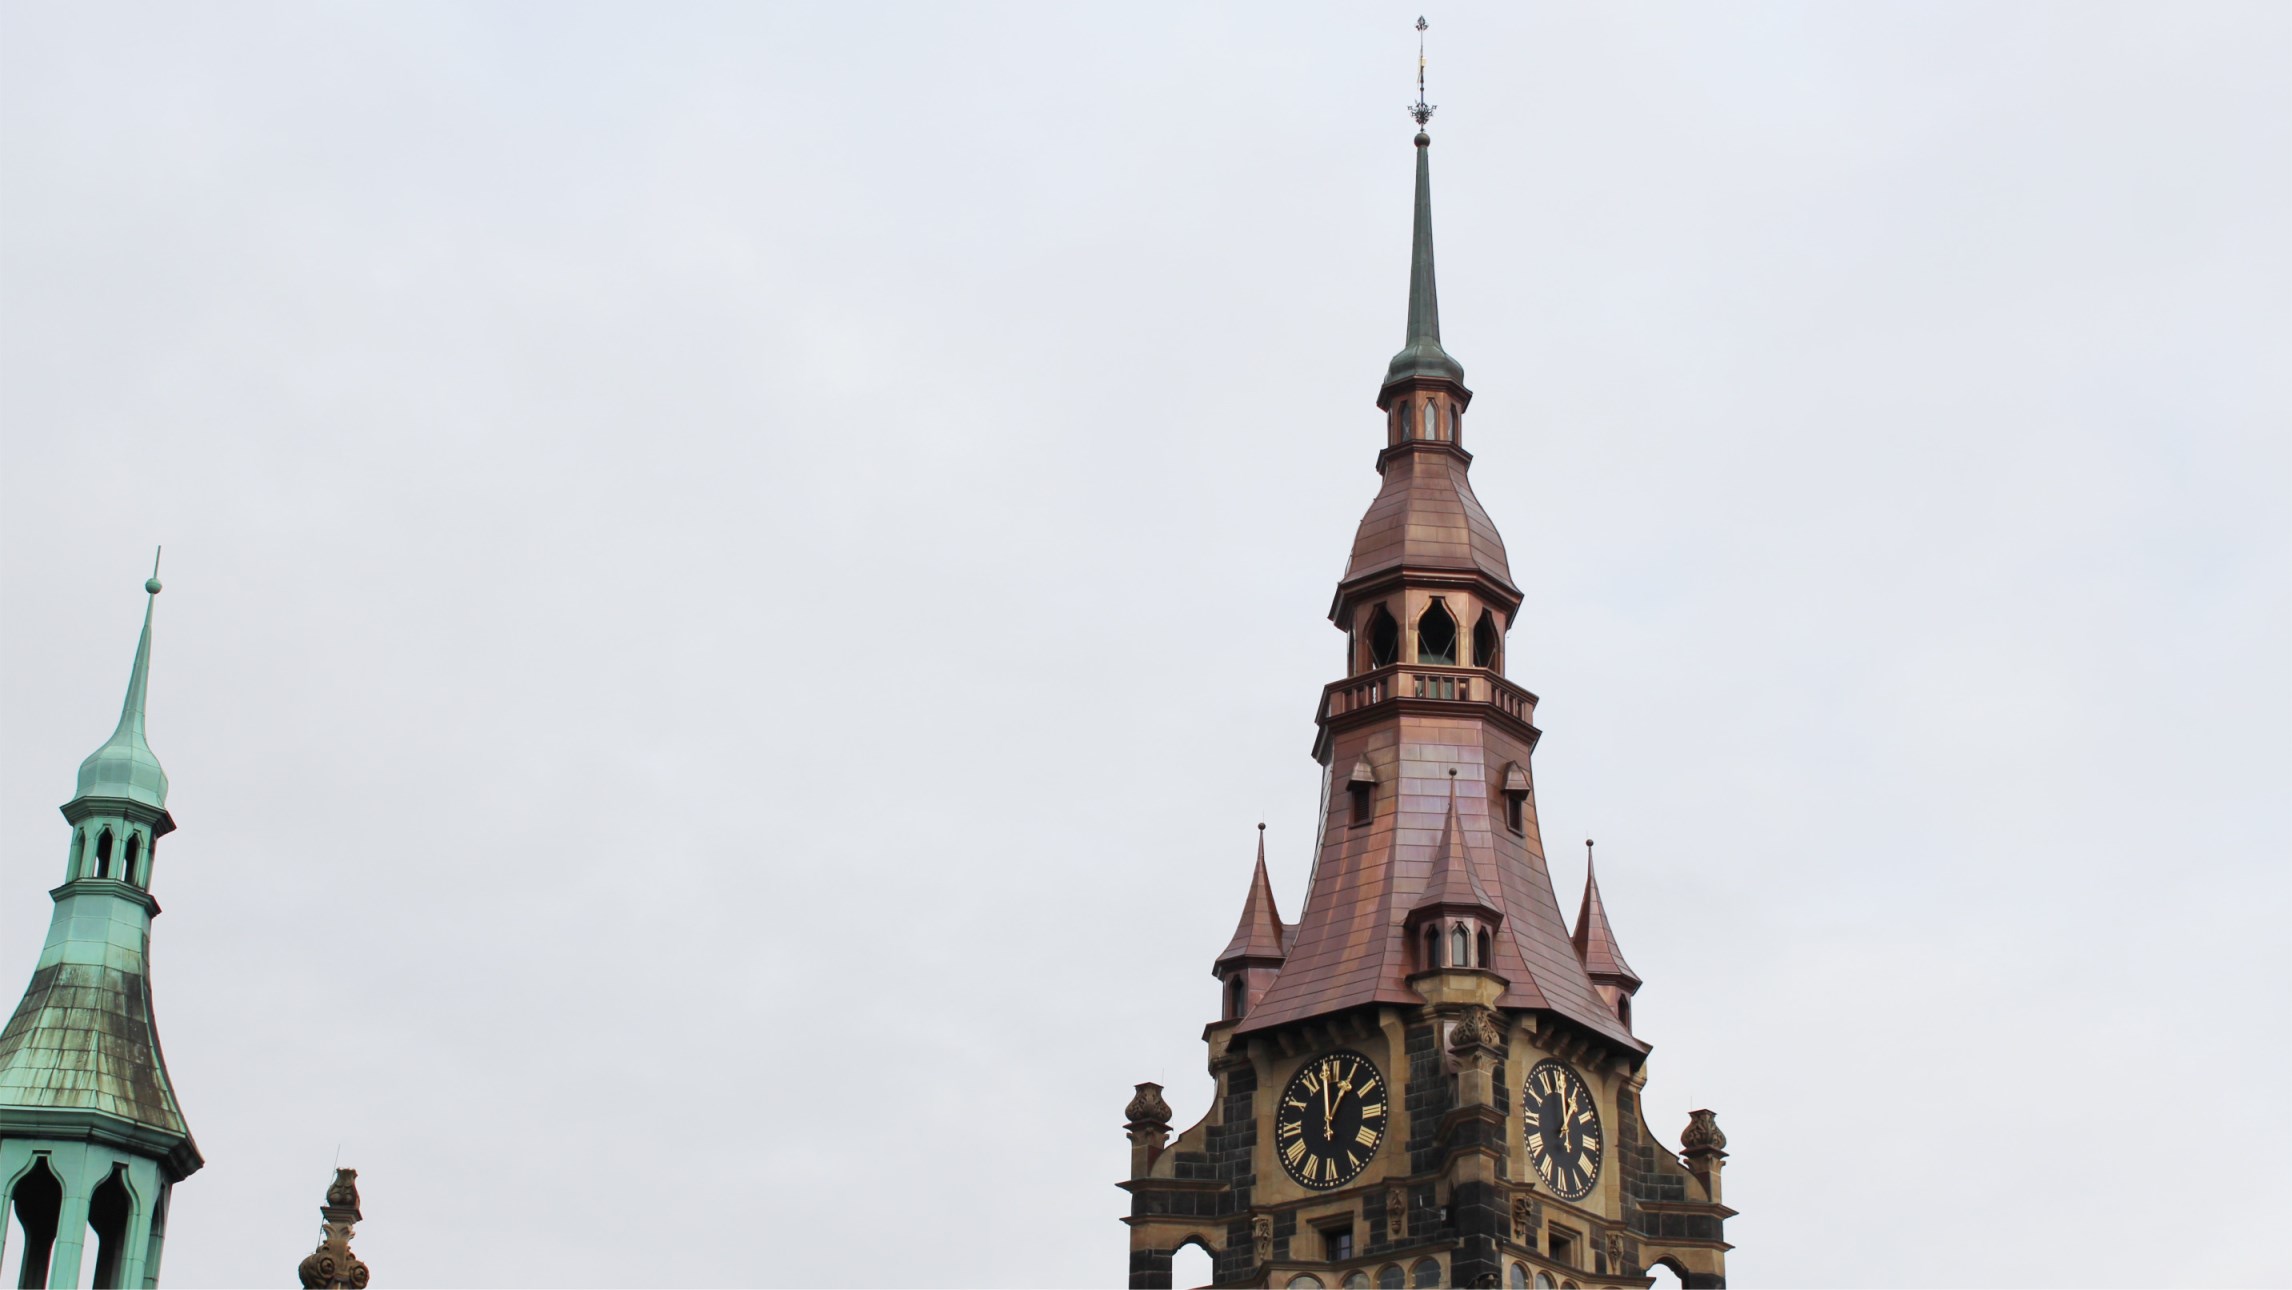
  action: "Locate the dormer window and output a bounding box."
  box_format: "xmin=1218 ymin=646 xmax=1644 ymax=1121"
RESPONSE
xmin=1348 ymin=759 xmax=1377 ymax=828
xmin=1501 ymin=763 xmax=1531 ymax=835
xmin=1417 ymin=600 xmax=1457 ymax=666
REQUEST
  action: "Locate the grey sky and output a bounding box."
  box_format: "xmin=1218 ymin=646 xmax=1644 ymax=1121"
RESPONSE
xmin=2 ymin=3 xmax=2286 ymax=1285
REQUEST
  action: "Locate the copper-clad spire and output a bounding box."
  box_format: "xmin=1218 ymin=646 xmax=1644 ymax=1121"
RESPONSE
xmin=1412 ymin=772 xmax=1500 ymax=921
xmin=1214 ymin=824 xmax=1289 ymax=972
xmin=1572 ymin=840 xmax=1641 ymax=990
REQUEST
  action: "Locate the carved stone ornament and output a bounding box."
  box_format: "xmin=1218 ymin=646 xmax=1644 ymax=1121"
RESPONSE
xmin=1386 ymin=1187 xmax=1408 ymax=1240
xmin=297 ymin=1169 xmax=372 ymax=1290
xmin=1681 ymin=1107 xmax=1727 ymax=1154
xmin=1510 ymin=1192 xmax=1535 ymax=1241
xmin=1448 ymin=1005 xmax=1506 ymax=1055
xmin=1126 ymin=1081 xmax=1174 ymax=1130
xmin=1606 ymin=1233 xmax=1625 ymax=1274
xmin=1253 ymin=1213 xmax=1275 ymax=1261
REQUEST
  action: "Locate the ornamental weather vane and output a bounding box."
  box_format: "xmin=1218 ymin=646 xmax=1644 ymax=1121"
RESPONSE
xmin=1410 ymin=16 xmax=1437 ymax=128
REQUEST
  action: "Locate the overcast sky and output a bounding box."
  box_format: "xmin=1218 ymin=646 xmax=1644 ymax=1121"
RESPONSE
xmin=2 ymin=3 xmax=2286 ymax=1286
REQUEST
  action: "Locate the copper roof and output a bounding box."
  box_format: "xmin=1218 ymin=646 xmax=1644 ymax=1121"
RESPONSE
xmin=1572 ymin=847 xmax=1641 ymax=989
xmin=1234 ymin=720 xmax=1641 ymax=1053
xmin=1339 ymin=444 xmax=1517 ymax=599
xmin=1214 ymin=827 xmax=1289 ymax=971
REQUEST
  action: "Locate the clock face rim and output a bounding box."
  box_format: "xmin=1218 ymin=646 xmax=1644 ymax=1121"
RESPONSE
xmin=1521 ymin=1058 xmax=1603 ymax=1201
xmin=1273 ymin=1047 xmax=1389 ymax=1192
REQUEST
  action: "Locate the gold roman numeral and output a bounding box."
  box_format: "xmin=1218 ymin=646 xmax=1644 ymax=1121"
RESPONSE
xmin=1356 ymin=1125 xmax=1379 ymax=1147
xmin=1285 ymin=1139 xmax=1307 ymax=1166
xmin=1361 ymin=1100 xmax=1385 ymax=1120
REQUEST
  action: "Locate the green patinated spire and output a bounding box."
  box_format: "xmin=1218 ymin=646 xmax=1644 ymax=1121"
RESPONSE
xmin=75 ymin=563 xmax=169 ymax=808
xmin=1384 ymin=62 xmax=1466 ymax=392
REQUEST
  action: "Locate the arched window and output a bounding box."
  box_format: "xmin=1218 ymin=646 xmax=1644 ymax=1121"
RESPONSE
xmin=1618 ymin=996 xmax=1633 ymax=1029
xmin=1411 ymin=1259 xmax=1442 ymax=1288
xmin=1343 ymin=1274 xmax=1371 ymax=1290
xmin=124 ymin=833 xmax=144 ymax=885
xmin=1477 ymin=928 xmax=1492 ymax=969
xmin=1451 ymin=925 xmax=1470 ymax=969
xmin=1417 ymin=600 xmax=1457 ymax=666
xmin=1534 ymin=1275 xmax=1556 ymax=1290
xmin=7 ymin=1156 xmax=64 ymax=1285
xmin=1378 ymin=1265 xmax=1406 ymax=1289
xmin=1510 ymin=1265 xmax=1530 ymax=1289
xmin=1424 ymin=399 xmax=1440 ymax=441
xmin=1368 ymin=605 xmax=1401 ymax=668
xmin=70 ymin=830 xmax=86 ymax=877
xmin=1228 ymin=975 xmax=1247 ymax=1021
xmin=86 ymin=1165 xmax=134 ymax=1289
xmin=1474 ymin=610 xmax=1502 ymax=672
xmin=94 ymin=828 xmax=114 ymax=880
xmin=1288 ymin=1279 xmax=1326 ymax=1290
xmin=1423 ymin=925 xmax=1441 ymax=970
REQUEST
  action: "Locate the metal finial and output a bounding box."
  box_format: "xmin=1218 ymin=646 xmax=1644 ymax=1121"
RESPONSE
xmin=1410 ymin=17 xmax=1437 ymax=128
xmin=146 ymin=545 xmax=164 ymax=596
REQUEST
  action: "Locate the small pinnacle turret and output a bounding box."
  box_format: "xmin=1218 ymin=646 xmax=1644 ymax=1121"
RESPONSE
xmin=1573 ymin=840 xmax=1642 ymax=1027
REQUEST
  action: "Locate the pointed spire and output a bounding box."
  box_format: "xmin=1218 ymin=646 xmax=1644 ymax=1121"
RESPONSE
xmin=1573 ymin=840 xmax=1641 ymax=991
xmin=1413 ymin=771 xmax=1500 ymax=919
xmin=1384 ymin=21 xmax=1466 ymax=396
xmin=1214 ymin=824 xmax=1289 ymax=971
xmin=75 ymin=555 xmax=170 ymax=808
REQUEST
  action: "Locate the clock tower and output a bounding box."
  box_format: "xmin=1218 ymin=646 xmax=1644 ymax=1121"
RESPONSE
xmin=1119 ymin=102 xmax=1735 ymax=1290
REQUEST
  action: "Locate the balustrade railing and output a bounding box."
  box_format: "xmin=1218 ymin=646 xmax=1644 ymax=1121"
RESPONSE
xmin=1318 ymin=665 xmax=1539 ymax=726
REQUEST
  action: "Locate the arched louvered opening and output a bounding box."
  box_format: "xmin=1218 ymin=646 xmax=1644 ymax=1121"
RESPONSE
xmin=1227 ymin=974 xmax=1247 ymax=1022
xmin=123 ymin=833 xmax=144 ymax=886
xmin=94 ymin=828 xmax=114 ymax=880
xmin=87 ymin=1165 xmax=134 ymax=1289
xmin=1367 ymin=605 xmax=1401 ymax=668
xmin=69 ymin=830 xmax=86 ymax=880
xmin=1417 ymin=600 xmax=1457 ymax=666
xmin=1474 ymin=609 xmax=1502 ymax=672
xmin=6 ymin=1156 xmax=63 ymax=1289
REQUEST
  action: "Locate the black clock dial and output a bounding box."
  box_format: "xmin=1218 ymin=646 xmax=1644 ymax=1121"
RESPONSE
xmin=1522 ymin=1059 xmax=1602 ymax=1201
xmin=1273 ymin=1049 xmax=1387 ymax=1190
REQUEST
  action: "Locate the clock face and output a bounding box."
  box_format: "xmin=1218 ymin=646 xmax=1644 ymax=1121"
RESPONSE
xmin=1274 ymin=1049 xmax=1388 ymax=1190
xmin=1522 ymin=1059 xmax=1602 ymax=1201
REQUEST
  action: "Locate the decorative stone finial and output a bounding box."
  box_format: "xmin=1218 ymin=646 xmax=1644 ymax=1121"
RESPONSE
xmin=1682 ymin=1108 xmax=1727 ymax=1155
xmin=297 ymin=1168 xmax=372 ymax=1289
xmin=1125 ymin=1081 xmax=1173 ymax=1131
